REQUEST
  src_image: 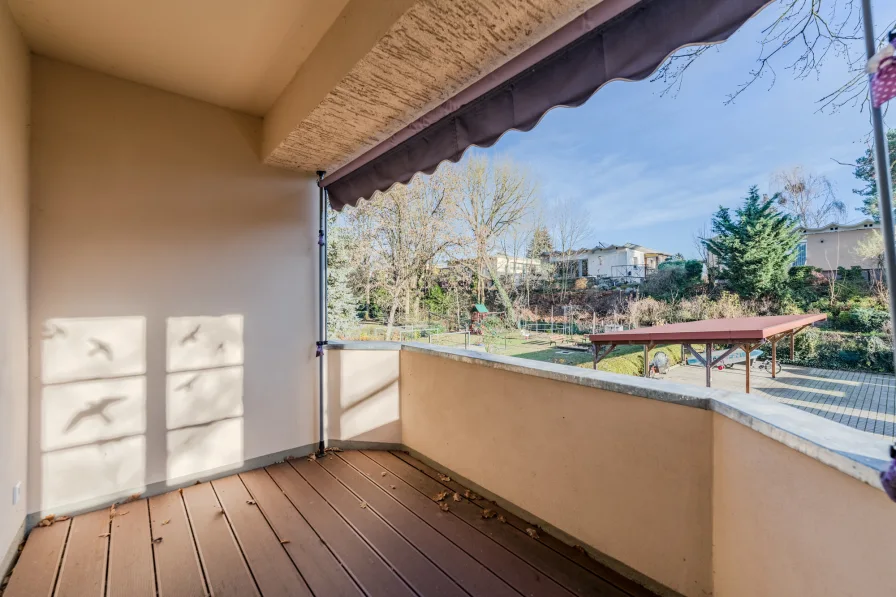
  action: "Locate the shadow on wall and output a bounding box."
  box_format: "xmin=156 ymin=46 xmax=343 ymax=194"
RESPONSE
xmin=38 ymin=315 xmax=245 ymax=514
xmin=166 ymin=315 xmax=244 ymax=482
xmin=327 ymin=350 xmax=400 ymax=444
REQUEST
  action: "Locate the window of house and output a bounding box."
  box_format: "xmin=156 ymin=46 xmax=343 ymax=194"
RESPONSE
xmin=580 ymin=259 xmax=588 ymax=277
xmin=794 ymin=242 xmax=806 ymax=267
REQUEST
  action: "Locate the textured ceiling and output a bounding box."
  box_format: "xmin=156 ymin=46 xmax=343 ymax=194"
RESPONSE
xmin=264 ymin=0 xmax=602 ymax=172
xmin=8 ymin=0 xmax=349 ymax=115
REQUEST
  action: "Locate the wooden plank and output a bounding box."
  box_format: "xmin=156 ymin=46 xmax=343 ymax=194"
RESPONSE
xmin=323 ymin=453 xmax=518 ymax=597
xmin=148 ymin=490 xmax=207 ymax=597
xmin=107 ymin=500 xmax=155 ymax=597
xmin=181 ymin=482 xmax=260 ymax=597
xmin=3 ymin=519 xmax=70 ymax=597
xmin=265 ymin=462 xmax=414 ymax=597
xmin=211 ymin=475 xmax=312 ymax=597
xmin=367 ymin=451 xmax=630 ymax=597
xmin=390 ymin=451 xmax=657 ymax=597
xmin=346 ymin=451 xmax=575 ymax=597
xmin=54 ymin=508 xmax=110 ymax=597
xmin=290 ymin=458 xmax=466 ymax=597
xmin=239 ymin=468 xmax=362 ymax=597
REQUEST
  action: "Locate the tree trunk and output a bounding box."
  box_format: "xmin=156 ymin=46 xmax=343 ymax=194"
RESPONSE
xmin=385 ymin=300 xmax=400 ymax=340
xmin=364 ymin=280 xmax=371 ymax=320
xmin=484 ymin=257 xmax=517 ymax=324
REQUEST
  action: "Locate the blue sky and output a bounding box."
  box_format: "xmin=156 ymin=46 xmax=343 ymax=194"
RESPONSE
xmin=485 ymin=1 xmax=896 ymax=258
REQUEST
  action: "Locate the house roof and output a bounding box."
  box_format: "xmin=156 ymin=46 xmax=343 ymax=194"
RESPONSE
xmin=801 ymin=220 xmax=879 ymax=235
xmin=545 ymin=243 xmax=672 ymax=258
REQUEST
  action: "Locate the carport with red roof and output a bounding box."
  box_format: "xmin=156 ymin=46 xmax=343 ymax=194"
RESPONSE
xmin=589 ymin=314 xmax=827 ymax=393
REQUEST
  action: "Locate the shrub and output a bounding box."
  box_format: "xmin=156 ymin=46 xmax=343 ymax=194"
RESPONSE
xmin=789 ymin=328 xmax=893 ymax=372
xmin=834 ymin=308 xmax=889 ymax=333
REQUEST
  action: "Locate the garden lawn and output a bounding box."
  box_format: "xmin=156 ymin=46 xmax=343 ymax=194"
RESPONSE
xmin=489 ymin=336 xmax=684 ymax=376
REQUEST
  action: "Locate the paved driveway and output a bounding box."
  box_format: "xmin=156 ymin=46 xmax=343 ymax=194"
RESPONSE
xmin=663 ymin=363 xmax=896 ymax=439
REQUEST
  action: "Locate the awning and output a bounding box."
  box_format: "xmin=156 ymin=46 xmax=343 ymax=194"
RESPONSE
xmin=323 ymin=0 xmax=771 ymax=210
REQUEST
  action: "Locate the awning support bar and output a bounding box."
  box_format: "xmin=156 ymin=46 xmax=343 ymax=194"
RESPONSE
xmin=316 ymin=170 xmax=327 ymax=457
xmin=861 ymin=0 xmax=896 ymax=502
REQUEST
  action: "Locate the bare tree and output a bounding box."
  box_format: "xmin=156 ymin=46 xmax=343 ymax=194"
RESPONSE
xmin=693 ymin=222 xmax=715 ymax=287
xmin=772 ymin=166 xmax=845 ymax=228
xmin=651 ymin=0 xmax=895 ymax=113
xmin=454 ymin=156 xmax=538 ymax=323
xmin=356 ymin=172 xmax=459 ymax=340
xmin=855 ymin=229 xmax=889 ymax=304
xmin=550 ymin=197 xmax=593 ymax=300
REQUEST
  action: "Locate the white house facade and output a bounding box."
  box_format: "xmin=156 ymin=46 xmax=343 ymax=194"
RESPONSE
xmin=548 ymin=244 xmax=672 ymax=281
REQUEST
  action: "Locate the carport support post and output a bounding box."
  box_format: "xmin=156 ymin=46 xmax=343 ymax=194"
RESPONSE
xmin=643 ymin=344 xmax=649 ymax=377
xmin=790 ymin=332 xmax=795 ymax=360
xmin=862 ymin=0 xmax=896 ymax=376
xmin=771 ymin=338 xmax=777 ymax=379
xmin=745 ymin=344 xmax=751 ymax=394
xmin=705 ymin=343 xmax=712 ymax=388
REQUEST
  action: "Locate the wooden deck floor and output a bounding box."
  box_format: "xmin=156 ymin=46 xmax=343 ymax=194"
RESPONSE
xmin=3 ymin=450 xmax=658 ymax=597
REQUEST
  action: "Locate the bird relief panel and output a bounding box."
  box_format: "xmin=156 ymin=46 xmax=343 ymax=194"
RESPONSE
xmin=41 ymin=317 xmax=146 ymax=385
xmin=166 ymin=315 xmax=244 ymax=373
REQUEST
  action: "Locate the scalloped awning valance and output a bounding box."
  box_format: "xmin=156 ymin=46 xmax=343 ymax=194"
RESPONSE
xmin=322 ymin=0 xmax=770 ymax=210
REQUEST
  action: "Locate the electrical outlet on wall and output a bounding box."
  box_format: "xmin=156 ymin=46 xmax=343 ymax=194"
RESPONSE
xmin=12 ymin=481 xmax=21 ymax=506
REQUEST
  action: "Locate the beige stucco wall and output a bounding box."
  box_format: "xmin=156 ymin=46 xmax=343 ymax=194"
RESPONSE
xmin=327 ymin=349 xmax=401 ymax=445
xmin=805 ymin=228 xmax=879 ymax=270
xmin=400 ymin=350 xmax=714 ymax=597
xmin=0 ymin=1 xmax=30 ymax=562
xmin=28 ymin=57 xmax=318 ymax=516
xmin=712 ymin=415 xmax=896 ymax=596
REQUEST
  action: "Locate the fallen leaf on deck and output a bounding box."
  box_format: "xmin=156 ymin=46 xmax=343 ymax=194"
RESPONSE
xmin=324 ymin=447 xmax=342 ymax=453
xmin=453 ymin=493 xmax=461 ymax=502
xmin=481 ymin=509 xmax=496 ymax=519
xmin=161 ymin=520 xmax=170 ymax=526
xmin=307 ymin=453 xmax=317 ymax=462
xmin=433 ymin=490 xmax=449 ymax=502
xmin=280 ymin=539 xmax=291 ymax=545
xmin=39 ymin=514 xmax=56 ymax=526
xmin=152 ymin=537 xmax=163 ymax=544
xmin=439 ymin=502 xmax=450 ymax=512
xmin=464 ymin=490 xmax=479 ymax=500
xmin=55 ymin=516 xmax=69 ymax=523
xmin=124 ymin=493 xmax=141 ymax=503
xmin=359 ymin=501 xmax=368 ymax=509
xmin=246 ymin=500 xmax=256 ymax=506
xmin=380 ymin=471 xmax=387 ymax=477
xmin=526 ymin=528 xmax=539 ymax=539
xmin=438 ymin=474 xmax=451 ymax=482
xmin=390 ymin=485 xmax=397 ymax=490
xmin=498 ymin=515 xmax=506 ymax=523
xmin=574 ymin=545 xmax=586 ymax=554
xmin=98 ymin=533 xmax=110 ymax=538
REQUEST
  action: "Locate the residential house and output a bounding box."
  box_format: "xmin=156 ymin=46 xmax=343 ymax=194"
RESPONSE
xmin=1 ymin=1 xmax=893 ymax=596
xmin=794 ymin=220 xmax=881 ymax=275
xmin=548 ymin=243 xmax=672 ymax=281
xmin=493 ymin=253 xmax=549 ymax=284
